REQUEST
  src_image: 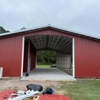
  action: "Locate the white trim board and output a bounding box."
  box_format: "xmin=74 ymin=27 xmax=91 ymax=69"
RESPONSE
xmin=72 ymin=38 xmax=75 ymax=77
xmin=21 ymin=37 xmax=25 ymax=77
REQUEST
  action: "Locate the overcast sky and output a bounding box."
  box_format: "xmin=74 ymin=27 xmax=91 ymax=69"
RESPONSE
xmin=0 ymin=0 xmax=100 ymax=36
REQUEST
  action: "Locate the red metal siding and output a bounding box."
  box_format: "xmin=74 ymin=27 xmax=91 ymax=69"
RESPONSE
xmin=23 ymin=41 xmax=28 ymax=72
xmin=23 ymin=41 xmax=36 ymax=73
xmin=0 ymin=36 xmax=22 ymax=77
xmin=20 ymin=29 xmax=73 ymax=38
xmin=75 ymin=37 xmax=100 ymax=78
xmin=30 ymin=42 xmax=36 ymax=70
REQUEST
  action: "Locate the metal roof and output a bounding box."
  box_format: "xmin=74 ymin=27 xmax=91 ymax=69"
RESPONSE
xmin=0 ymin=25 xmax=100 ymax=40
xmin=26 ymin=35 xmax=72 ymax=54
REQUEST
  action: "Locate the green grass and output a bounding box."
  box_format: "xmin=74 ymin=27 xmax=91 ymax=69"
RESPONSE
xmin=36 ymin=64 xmax=51 ymax=68
xmin=50 ymin=80 xmax=100 ymax=100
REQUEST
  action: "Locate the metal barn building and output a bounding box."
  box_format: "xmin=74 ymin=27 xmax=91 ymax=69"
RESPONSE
xmin=0 ymin=26 xmax=100 ymax=78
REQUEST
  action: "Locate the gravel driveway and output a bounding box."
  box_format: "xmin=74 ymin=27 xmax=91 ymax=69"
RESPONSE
xmin=0 ymin=77 xmax=58 ymax=92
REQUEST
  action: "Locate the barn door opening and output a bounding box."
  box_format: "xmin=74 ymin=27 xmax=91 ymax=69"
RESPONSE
xmin=22 ymin=35 xmax=75 ymax=78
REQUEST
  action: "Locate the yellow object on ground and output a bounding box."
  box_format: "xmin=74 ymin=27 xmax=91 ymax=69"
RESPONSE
xmin=23 ymin=95 xmax=40 ymax=100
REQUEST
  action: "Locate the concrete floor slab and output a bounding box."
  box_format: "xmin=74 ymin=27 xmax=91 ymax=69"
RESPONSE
xmin=21 ymin=68 xmax=76 ymax=81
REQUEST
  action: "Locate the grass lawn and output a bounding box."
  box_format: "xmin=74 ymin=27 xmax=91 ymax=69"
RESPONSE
xmin=50 ymin=80 xmax=100 ymax=100
xmin=36 ymin=64 xmax=51 ymax=68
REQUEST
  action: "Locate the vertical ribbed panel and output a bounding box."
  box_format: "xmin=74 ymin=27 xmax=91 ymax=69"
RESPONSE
xmin=23 ymin=41 xmax=36 ymax=73
xmin=56 ymin=53 xmax=71 ymax=68
xmin=23 ymin=29 xmax=73 ymax=38
xmin=30 ymin=42 xmax=36 ymax=70
xmin=75 ymin=37 xmax=100 ymax=77
xmin=23 ymin=41 xmax=28 ymax=72
xmin=0 ymin=36 xmax=22 ymax=77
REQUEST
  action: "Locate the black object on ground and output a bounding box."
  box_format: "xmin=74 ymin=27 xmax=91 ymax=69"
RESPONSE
xmin=26 ymin=84 xmax=43 ymax=92
xmin=42 ymin=87 xmax=54 ymax=95
xmin=25 ymin=73 xmax=29 ymax=77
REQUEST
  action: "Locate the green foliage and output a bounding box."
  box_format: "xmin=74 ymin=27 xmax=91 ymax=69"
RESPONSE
xmin=37 ymin=50 xmax=56 ymax=64
xmin=0 ymin=26 xmax=9 ymax=33
xmin=0 ymin=26 xmax=6 ymax=33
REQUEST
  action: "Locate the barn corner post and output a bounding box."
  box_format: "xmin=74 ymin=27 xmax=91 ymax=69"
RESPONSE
xmin=72 ymin=38 xmax=75 ymax=78
xmin=21 ymin=37 xmax=25 ymax=77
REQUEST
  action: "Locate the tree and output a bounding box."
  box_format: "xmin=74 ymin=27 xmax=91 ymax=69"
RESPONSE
xmin=20 ymin=27 xmax=26 ymax=30
xmin=37 ymin=50 xmax=56 ymax=64
xmin=0 ymin=26 xmax=9 ymax=33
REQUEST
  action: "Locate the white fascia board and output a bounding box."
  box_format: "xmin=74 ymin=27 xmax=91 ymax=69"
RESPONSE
xmin=21 ymin=37 xmax=25 ymax=77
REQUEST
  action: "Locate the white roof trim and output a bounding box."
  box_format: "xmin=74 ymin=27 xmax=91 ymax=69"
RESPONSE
xmin=0 ymin=25 xmax=100 ymax=40
xmin=0 ymin=25 xmax=48 ymax=36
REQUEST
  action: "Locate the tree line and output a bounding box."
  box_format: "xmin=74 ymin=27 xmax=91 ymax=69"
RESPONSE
xmin=37 ymin=50 xmax=56 ymax=64
xmin=0 ymin=26 xmax=9 ymax=33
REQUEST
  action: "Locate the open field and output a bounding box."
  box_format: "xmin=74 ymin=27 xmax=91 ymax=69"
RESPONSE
xmin=36 ymin=64 xmax=51 ymax=68
xmin=0 ymin=78 xmax=100 ymax=100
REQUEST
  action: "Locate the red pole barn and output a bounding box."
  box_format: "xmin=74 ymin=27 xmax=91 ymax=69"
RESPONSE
xmin=0 ymin=26 xmax=100 ymax=78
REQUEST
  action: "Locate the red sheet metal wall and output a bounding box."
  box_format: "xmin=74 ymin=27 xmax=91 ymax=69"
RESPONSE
xmin=23 ymin=41 xmax=36 ymax=73
xmin=22 ymin=29 xmax=73 ymax=38
xmin=75 ymin=37 xmax=100 ymax=78
xmin=0 ymin=36 xmax=22 ymax=77
xmin=23 ymin=41 xmax=28 ymax=72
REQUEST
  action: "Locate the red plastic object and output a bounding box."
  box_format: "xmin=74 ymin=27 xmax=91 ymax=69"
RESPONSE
xmin=0 ymin=90 xmax=17 ymax=100
xmin=39 ymin=94 xmax=70 ymax=100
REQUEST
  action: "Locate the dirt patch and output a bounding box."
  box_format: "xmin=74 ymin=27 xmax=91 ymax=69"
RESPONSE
xmin=0 ymin=77 xmax=59 ymax=91
xmin=59 ymin=69 xmax=72 ymax=75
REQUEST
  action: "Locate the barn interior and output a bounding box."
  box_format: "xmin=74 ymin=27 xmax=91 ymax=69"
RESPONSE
xmin=22 ymin=34 xmax=75 ymax=80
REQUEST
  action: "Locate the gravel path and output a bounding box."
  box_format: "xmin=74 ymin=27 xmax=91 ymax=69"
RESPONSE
xmin=0 ymin=77 xmax=59 ymax=91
